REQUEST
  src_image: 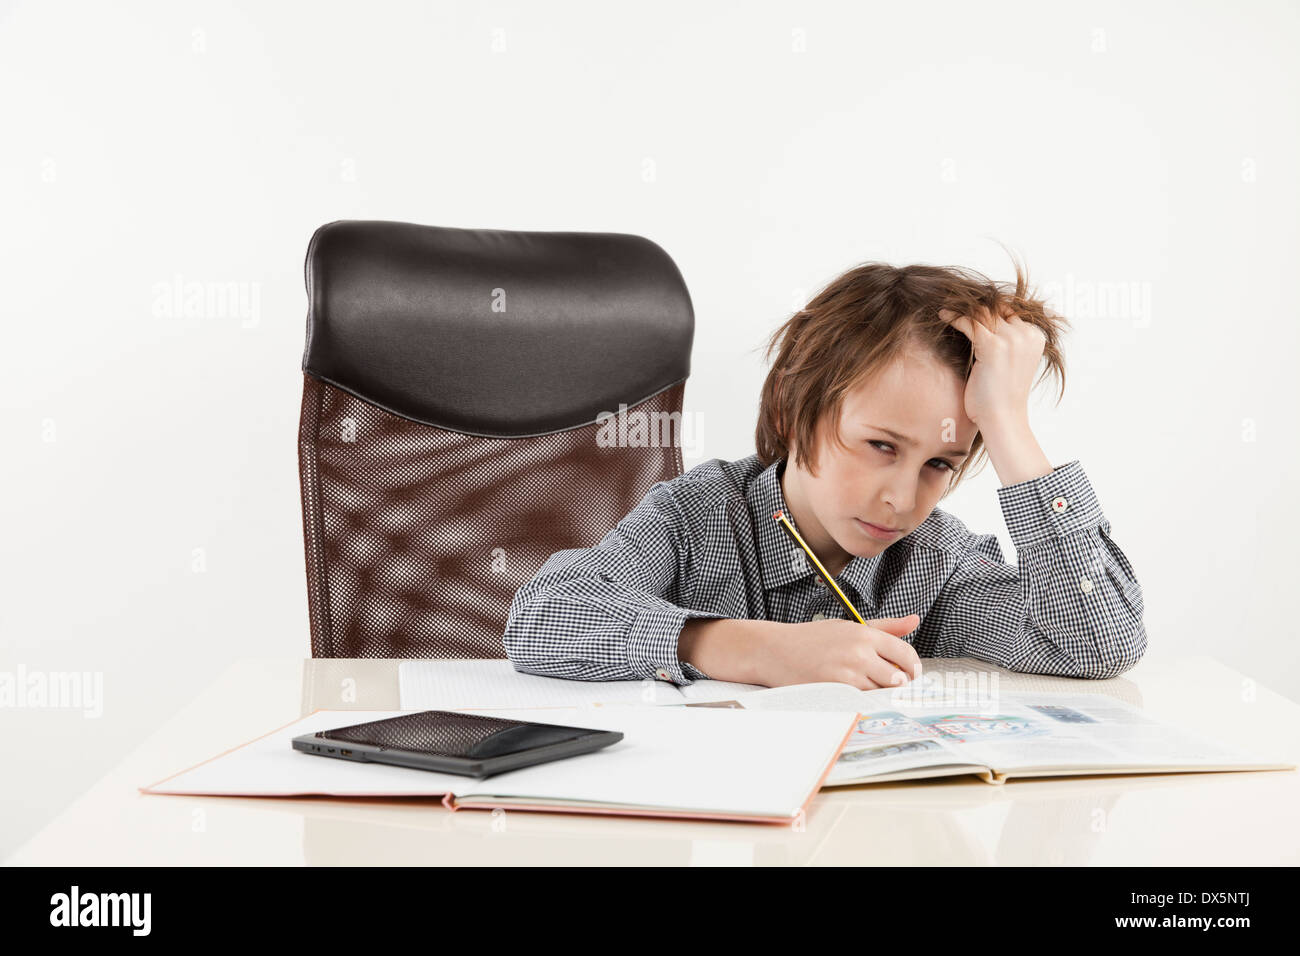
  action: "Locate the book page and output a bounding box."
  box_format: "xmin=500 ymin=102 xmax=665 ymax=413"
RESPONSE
xmin=817 ymin=687 xmax=1276 ymax=785
xmin=824 ymin=710 xmax=986 ymax=784
xmin=886 ymin=693 xmax=1256 ymax=773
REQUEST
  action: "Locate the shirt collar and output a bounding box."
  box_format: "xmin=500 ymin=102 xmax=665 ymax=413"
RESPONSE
xmin=748 ymin=457 xmax=886 ymax=611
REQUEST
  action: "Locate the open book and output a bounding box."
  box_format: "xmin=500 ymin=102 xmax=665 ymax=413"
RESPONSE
xmin=702 ymin=681 xmax=1296 ymax=786
xmin=139 ymin=705 xmax=858 ymax=824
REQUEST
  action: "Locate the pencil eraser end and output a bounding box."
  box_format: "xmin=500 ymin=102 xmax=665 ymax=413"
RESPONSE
xmin=773 ymin=510 xmax=783 ymax=520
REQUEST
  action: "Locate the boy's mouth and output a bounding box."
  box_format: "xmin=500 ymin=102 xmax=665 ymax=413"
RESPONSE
xmin=854 ymin=517 xmax=903 ymax=540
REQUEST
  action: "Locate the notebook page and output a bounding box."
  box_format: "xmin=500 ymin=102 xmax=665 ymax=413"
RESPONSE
xmin=399 ymin=659 xmax=769 ymax=710
xmin=678 ymin=677 xmax=768 ymax=700
xmin=142 ymin=710 xmax=470 ymax=797
xmin=451 ymin=705 xmax=859 ymax=818
xmin=879 ymin=656 xmax=1146 ymax=707
xmin=692 ymin=673 xmax=1000 ymax=714
xmin=143 ymin=707 xmax=857 ymax=819
xmin=399 ymin=659 xmax=684 ymax=709
xmin=710 ymin=682 xmax=870 ymax=712
xmin=681 ymin=665 xmax=1008 ymax=713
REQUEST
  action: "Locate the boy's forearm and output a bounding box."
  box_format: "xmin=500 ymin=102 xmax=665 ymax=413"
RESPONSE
xmin=679 ymin=617 xmax=789 ymax=685
xmin=980 ymin=411 xmax=1054 ymax=487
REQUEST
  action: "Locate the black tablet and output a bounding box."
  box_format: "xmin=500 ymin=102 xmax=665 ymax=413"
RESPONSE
xmin=291 ymin=710 xmax=623 ymax=778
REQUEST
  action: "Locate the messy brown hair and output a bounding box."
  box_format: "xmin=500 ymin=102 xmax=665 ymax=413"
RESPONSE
xmin=754 ymin=252 xmax=1069 ymax=496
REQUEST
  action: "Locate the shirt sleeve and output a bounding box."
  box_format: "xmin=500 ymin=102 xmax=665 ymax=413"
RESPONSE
xmin=912 ymin=460 xmax=1147 ymax=679
xmin=502 ymin=483 xmax=728 ymax=686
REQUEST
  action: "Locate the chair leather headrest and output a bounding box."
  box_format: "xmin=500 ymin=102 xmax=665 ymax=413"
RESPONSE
xmin=302 ymin=219 xmax=695 ymax=436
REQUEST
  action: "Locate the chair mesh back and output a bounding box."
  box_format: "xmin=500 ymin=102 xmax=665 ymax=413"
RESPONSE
xmin=298 ymin=375 xmax=686 ymax=658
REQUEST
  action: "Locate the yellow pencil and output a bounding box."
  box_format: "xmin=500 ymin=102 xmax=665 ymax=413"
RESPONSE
xmin=772 ymin=509 xmax=867 ymax=625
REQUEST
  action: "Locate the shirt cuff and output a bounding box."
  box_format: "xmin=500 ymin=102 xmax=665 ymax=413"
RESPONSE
xmin=625 ymin=604 xmax=728 ymax=685
xmin=995 ymin=459 xmax=1105 ymax=551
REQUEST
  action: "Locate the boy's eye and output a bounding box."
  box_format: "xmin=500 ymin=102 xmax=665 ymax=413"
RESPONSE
xmin=867 ymin=440 xmax=954 ymax=473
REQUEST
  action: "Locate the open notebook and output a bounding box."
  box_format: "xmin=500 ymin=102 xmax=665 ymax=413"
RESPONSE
xmin=139 ymin=706 xmax=859 ymax=824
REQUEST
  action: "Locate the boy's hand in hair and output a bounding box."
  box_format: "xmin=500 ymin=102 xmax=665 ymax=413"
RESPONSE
xmin=938 ymin=303 xmax=1047 ymax=428
xmin=939 ymin=303 xmax=1054 ymax=486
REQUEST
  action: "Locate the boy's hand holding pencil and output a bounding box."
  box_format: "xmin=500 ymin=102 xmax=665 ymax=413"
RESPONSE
xmin=678 ymin=613 xmax=924 ymax=690
xmin=765 ymin=509 xmax=924 ymax=688
xmin=758 ymin=614 xmax=923 ymax=689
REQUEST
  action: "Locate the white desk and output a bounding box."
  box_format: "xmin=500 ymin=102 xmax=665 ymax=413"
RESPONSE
xmin=5 ymin=655 xmax=1298 ymax=865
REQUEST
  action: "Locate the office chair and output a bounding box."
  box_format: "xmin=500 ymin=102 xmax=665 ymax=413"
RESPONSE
xmin=297 ymin=220 xmax=696 ymax=658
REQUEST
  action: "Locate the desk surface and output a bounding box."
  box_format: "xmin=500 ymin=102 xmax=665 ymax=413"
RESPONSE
xmin=6 ymin=655 xmax=1298 ymax=865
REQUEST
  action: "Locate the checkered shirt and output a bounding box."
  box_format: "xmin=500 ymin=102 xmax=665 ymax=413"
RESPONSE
xmin=503 ymin=454 xmax=1146 ymax=685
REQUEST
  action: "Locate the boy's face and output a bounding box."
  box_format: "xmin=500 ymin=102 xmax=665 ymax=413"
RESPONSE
xmin=781 ymin=351 xmax=979 ymax=574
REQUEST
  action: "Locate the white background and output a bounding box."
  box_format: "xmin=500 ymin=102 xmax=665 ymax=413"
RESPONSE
xmin=1 ymin=0 xmax=1296 ymax=858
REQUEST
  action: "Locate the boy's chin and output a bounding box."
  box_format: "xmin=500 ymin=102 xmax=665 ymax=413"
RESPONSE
xmin=851 ymin=541 xmax=889 ymax=556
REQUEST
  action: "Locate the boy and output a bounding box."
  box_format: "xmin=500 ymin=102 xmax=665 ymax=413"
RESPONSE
xmin=503 ymin=261 xmax=1146 ymax=688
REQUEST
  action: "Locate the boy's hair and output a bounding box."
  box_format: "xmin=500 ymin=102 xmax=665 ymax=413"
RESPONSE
xmin=754 ymin=253 xmax=1069 ymax=496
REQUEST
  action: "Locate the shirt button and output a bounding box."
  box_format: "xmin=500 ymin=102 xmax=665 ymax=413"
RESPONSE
xmin=1079 ymin=577 xmax=1094 ymax=594
xmin=811 ymin=612 xmax=828 ymax=622
xmin=655 ymin=668 xmax=671 ymax=681
xmin=1051 ymin=496 xmax=1069 ymax=513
